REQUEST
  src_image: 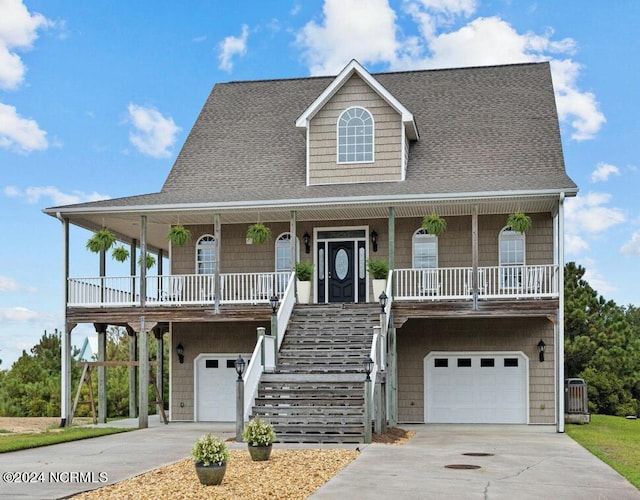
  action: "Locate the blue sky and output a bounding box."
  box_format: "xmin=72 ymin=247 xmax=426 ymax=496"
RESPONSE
xmin=0 ymin=0 xmax=638 ymax=368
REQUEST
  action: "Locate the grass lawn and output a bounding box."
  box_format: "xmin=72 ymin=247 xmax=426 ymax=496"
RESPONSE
xmin=0 ymin=427 xmax=132 ymax=453
xmin=566 ymin=414 xmax=640 ymax=489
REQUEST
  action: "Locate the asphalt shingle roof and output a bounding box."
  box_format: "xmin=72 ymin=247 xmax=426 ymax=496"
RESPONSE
xmin=50 ymin=62 xmax=576 ymax=212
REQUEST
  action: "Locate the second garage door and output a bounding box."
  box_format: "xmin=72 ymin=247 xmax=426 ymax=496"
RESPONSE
xmin=424 ymin=352 xmax=528 ymax=424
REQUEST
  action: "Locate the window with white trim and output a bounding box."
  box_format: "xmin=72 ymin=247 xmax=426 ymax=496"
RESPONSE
xmin=412 ymin=229 xmax=438 ymax=268
xmin=196 ymin=235 xmax=216 ymax=275
xmin=499 ymin=227 xmax=525 ymax=288
xmin=275 ymin=233 xmax=299 ymax=292
xmin=337 ymin=107 xmax=374 ymax=163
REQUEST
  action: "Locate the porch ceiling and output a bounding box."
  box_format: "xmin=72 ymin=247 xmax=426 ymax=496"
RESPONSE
xmin=61 ymin=195 xmax=559 ymax=254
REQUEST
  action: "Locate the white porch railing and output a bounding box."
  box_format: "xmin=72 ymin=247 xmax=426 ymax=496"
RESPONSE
xmin=394 ymin=265 xmax=558 ymax=301
xmin=67 ymin=272 xmax=291 ymax=307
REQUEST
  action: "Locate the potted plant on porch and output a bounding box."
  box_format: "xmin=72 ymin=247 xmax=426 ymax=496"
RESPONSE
xmin=166 ymin=224 xmax=191 ymax=247
xmin=295 ymin=261 xmax=314 ymax=304
xmin=506 ymin=212 xmax=532 ymax=233
xmin=191 ymin=433 xmax=229 ymax=485
xmin=421 ymin=214 xmax=447 ymax=237
xmin=86 ymin=228 xmax=116 ymax=253
xmin=242 ymin=417 xmax=276 ymax=461
xmin=367 ymin=259 xmax=389 ymax=301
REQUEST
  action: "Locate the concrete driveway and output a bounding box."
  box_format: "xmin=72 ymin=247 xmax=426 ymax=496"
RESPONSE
xmin=313 ymin=424 xmax=640 ymax=499
xmin=0 ymin=419 xmax=638 ymax=499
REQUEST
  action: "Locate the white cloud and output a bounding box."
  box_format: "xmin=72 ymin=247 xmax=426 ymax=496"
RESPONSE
xmin=0 ymin=102 xmax=48 ymax=153
xmin=582 ymin=261 xmax=617 ymax=296
xmin=218 ymin=24 xmax=249 ymax=72
xmin=620 ymin=231 xmax=640 ymax=256
xmin=0 ymin=0 xmax=52 ymax=90
xmin=564 ymin=234 xmax=589 ymax=255
xmin=564 ymin=192 xmax=626 ymax=234
xmin=0 ymin=275 xmax=37 ymax=292
xmin=590 ymin=162 xmax=620 ymax=183
xmin=296 ymin=1 xmax=605 ymax=141
xmin=4 ymin=185 xmax=110 ymax=205
xmin=297 ymin=0 xmax=398 ymax=75
xmin=0 ymin=306 xmax=40 ymax=322
xmin=127 ymin=103 xmax=180 ymax=159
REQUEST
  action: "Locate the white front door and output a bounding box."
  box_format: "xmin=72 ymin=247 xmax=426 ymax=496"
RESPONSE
xmin=194 ymin=354 xmax=243 ymax=422
xmin=424 ymin=352 xmax=528 ymax=424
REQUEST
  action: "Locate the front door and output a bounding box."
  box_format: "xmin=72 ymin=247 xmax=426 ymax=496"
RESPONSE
xmin=328 ymin=241 xmax=355 ymax=302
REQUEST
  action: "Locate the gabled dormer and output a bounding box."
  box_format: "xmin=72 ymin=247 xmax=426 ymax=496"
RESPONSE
xmin=296 ymin=60 xmax=419 ymax=186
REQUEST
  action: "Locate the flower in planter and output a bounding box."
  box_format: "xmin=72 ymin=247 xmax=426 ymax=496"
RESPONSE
xmin=367 ymin=259 xmax=389 ymax=280
xmin=191 ymin=433 xmax=229 ymax=466
xmin=242 ymin=417 xmax=276 ymax=447
xmin=295 ymin=261 xmax=314 ymax=281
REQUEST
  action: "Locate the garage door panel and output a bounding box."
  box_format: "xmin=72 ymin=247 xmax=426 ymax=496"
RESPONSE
xmin=196 ymin=355 xmax=247 ymax=422
xmin=425 ymin=353 xmax=528 ymax=424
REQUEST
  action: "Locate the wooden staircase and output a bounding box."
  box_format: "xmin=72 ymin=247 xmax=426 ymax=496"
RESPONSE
xmin=252 ymin=303 xmax=378 ymax=443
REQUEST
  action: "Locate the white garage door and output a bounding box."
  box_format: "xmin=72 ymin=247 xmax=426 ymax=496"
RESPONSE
xmin=195 ymin=354 xmax=245 ymax=422
xmin=424 ymin=352 xmax=528 ymax=424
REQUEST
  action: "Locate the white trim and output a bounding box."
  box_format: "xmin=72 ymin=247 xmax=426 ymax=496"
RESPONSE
xmin=314 ymin=225 xmax=369 ymax=303
xmin=295 ymin=59 xmax=418 ymax=140
xmin=45 ymin=188 xmax=579 ymax=217
xmin=557 ymin=193 xmax=565 ymax=432
xmin=424 ymin=351 xmax=530 ymax=424
xmin=336 ymin=106 xmax=375 ymax=164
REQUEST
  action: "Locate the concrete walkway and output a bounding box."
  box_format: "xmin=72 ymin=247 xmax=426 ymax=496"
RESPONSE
xmin=0 ymin=419 xmax=638 ymax=499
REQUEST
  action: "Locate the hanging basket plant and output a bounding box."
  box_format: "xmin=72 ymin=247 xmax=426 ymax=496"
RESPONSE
xmin=167 ymin=225 xmax=191 ymax=247
xmin=138 ymin=253 xmax=156 ymax=270
xmin=421 ymin=214 xmax=447 ymax=237
xmin=506 ymin=212 xmax=532 ymax=233
xmin=86 ymin=228 xmax=116 ymax=253
xmin=246 ymin=223 xmax=272 ymax=245
xmin=111 ymin=245 xmax=130 ymax=263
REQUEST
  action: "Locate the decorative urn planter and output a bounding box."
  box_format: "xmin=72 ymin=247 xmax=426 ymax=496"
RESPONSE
xmin=194 ymin=462 xmax=226 ymax=486
xmin=248 ymin=444 xmax=273 ymax=461
xmin=371 ymin=279 xmax=386 ymax=301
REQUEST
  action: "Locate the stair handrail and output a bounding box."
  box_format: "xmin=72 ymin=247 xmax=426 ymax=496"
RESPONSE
xmin=242 ymin=335 xmax=265 ymax=422
xmin=276 ymin=272 xmax=296 ymax=351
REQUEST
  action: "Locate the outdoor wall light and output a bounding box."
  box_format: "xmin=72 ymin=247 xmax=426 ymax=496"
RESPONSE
xmin=370 ymin=230 xmax=378 ymax=252
xmin=234 ymin=355 xmax=245 ymax=380
xmin=363 ymin=356 xmax=374 ymax=380
xmin=176 ymin=343 xmax=185 ymax=364
xmin=378 ymin=291 xmax=388 ymax=313
xmin=537 ymin=339 xmax=546 ymax=362
xmin=303 ymin=232 xmax=311 ymax=254
xmin=269 ymin=295 xmax=279 ymax=315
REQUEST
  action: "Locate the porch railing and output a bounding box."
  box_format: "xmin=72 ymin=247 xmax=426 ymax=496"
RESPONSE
xmin=394 ymin=264 xmax=558 ymax=301
xmin=67 ymin=272 xmax=291 ymax=307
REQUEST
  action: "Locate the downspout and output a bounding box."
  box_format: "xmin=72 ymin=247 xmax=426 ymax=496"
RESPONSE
xmin=55 ymin=212 xmax=71 ymax=427
xmin=557 ymin=193 xmax=566 ymax=432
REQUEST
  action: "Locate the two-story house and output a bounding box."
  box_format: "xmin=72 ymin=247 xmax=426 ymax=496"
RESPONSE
xmin=46 ymin=60 xmax=576 ymax=441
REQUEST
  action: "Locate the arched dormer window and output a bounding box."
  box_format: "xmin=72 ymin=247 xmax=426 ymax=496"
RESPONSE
xmin=275 ymin=233 xmax=299 ymax=292
xmin=337 ymin=107 xmax=374 ymax=163
xmin=412 ymin=228 xmax=438 ymax=269
xmin=196 ymin=235 xmax=216 ymax=275
xmin=499 ymin=227 xmax=525 ymax=288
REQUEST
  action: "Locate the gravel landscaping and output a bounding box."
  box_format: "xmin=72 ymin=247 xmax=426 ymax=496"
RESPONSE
xmin=73 ymin=428 xmax=414 ymax=499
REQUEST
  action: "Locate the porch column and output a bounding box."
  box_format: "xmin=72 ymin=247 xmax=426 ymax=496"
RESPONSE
xmin=58 ymin=215 xmax=72 ymax=427
xmin=290 ymin=210 xmax=297 ymax=297
xmin=471 ymin=205 xmax=479 ymax=309
xmin=387 ymin=207 xmax=395 ymax=276
xmin=214 ymin=214 xmax=221 ymax=313
xmin=137 ymin=319 xmax=149 ymax=429
xmin=130 ymin=239 xmax=137 ymax=302
xmin=127 ymin=326 xmax=137 ymax=418
xmin=138 ymin=215 xmax=149 ymax=428
xmin=153 ymin=326 xmax=165 ymax=407
xmin=557 ymin=194 xmax=566 ymax=432
xmin=96 ymin=323 xmax=108 ymax=424
xmin=388 ymin=312 xmax=397 ymax=426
